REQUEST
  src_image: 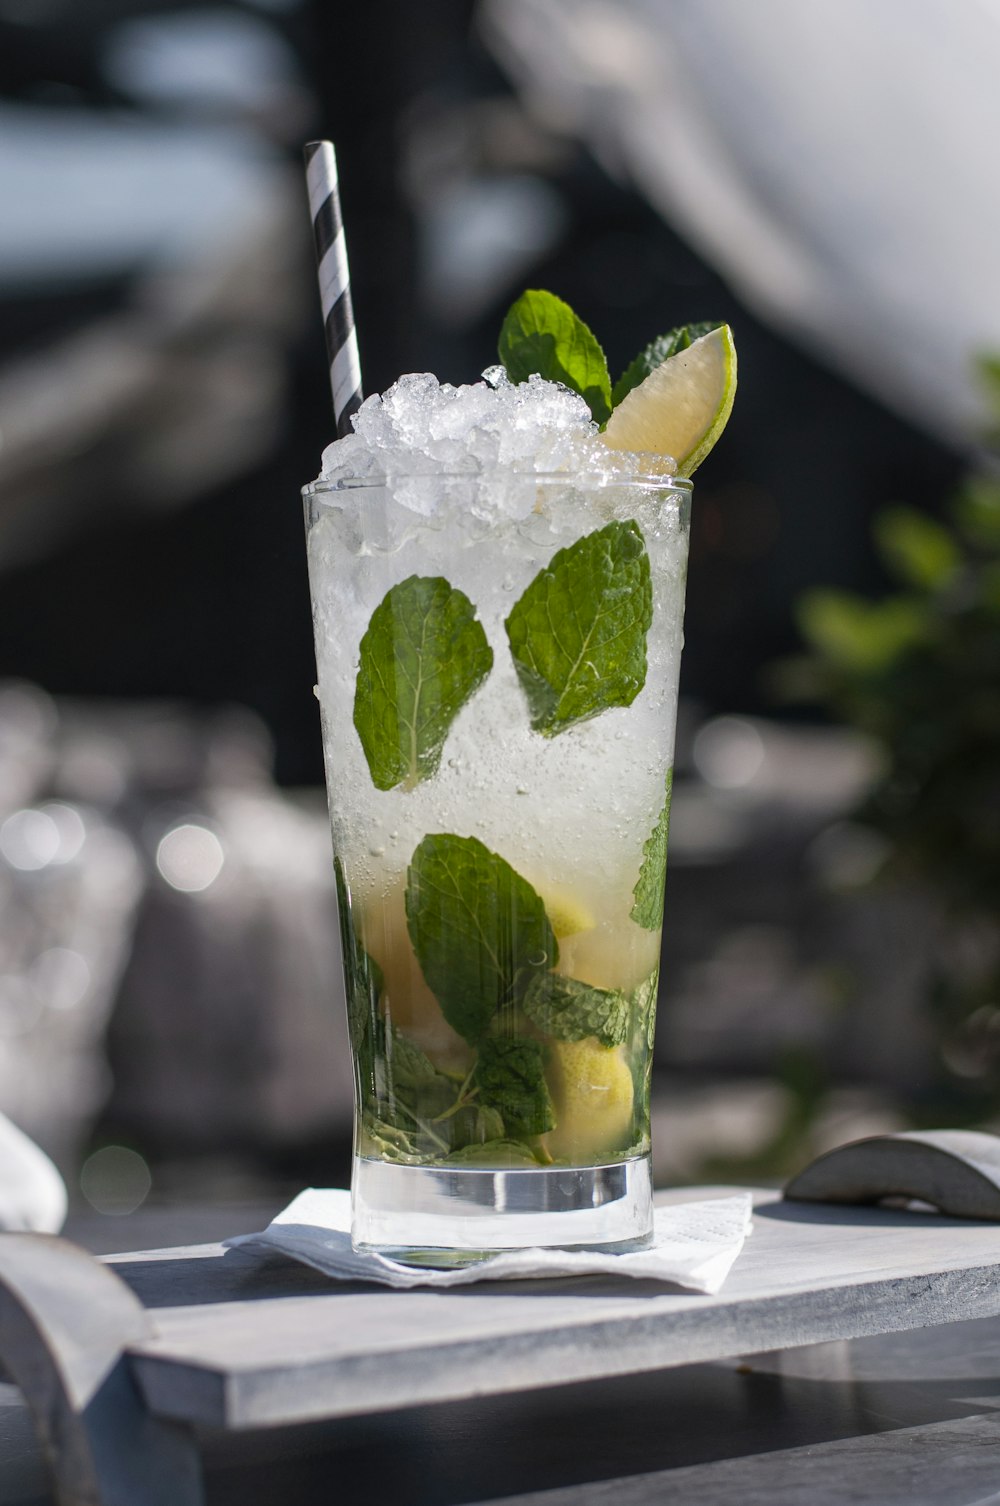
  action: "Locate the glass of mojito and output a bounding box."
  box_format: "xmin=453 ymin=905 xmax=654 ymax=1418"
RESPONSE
xmin=304 ymin=296 xmax=735 ymax=1261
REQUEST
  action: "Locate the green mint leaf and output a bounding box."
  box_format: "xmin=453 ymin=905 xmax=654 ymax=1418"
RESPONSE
xmin=354 ymin=575 xmax=493 ymax=792
xmin=475 ymin=1037 xmax=556 ymax=1138
xmin=628 ymin=965 xmax=659 ymax=1149
xmin=611 ymin=320 xmax=721 ymax=408
xmin=505 ymin=520 xmax=653 ymax=736
xmin=372 ymin=1025 xmax=456 ymax=1132
xmin=630 ymin=966 xmax=659 ymax=1054
xmin=384 ymin=1028 xmax=452 ymax=1100
xmin=440 ymin=1101 xmax=504 ymax=1152
xmin=445 ymin=1138 xmax=541 ymax=1167
xmin=474 ymin=1104 xmax=506 ymax=1142
xmin=334 ymin=857 xmax=385 ymax=1117
xmin=335 ymin=857 xmax=383 ymax=1044
xmin=631 ymin=769 xmax=673 ymax=930
xmin=368 ymin=1024 xmax=510 ymax=1159
xmin=405 ymin=834 xmax=558 ymax=1043
xmin=523 ymin=972 xmax=629 ymax=1049
xmin=498 ymin=289 xmax=612 ymax=424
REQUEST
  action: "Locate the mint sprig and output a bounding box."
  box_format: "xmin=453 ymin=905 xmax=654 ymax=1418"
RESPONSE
xmin=354 ymin=575 xmax=493 ymax=792
xmin=523 ymin=972 xmax=629 ymax=1049
xmin=475 ymin=1037 xmax=556 ymax=1138
xmin=405 ymin=834 xmax=558 ymax=1044
xmin=498 ymin=290 xmax=612 ymax=424
xmin=505 ymin=520 xmax=653 ymax=736
xmin=630 ymin=769 xmax=673 ymax=930
xmin=611 ymin=320 xmax=722 ymax=408
xmin=363 ymin=1025 xmax=505 ymax=1160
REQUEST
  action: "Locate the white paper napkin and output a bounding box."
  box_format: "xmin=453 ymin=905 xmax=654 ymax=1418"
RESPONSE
xmin=232 ymin=1188 xmax=753 ymax=1293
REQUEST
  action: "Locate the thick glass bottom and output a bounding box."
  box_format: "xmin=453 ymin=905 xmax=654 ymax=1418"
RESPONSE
xmin=352 ymin=1154 xmax=653 ymax=1265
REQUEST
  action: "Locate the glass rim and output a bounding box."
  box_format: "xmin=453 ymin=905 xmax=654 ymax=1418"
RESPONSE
xmin=302 ymin=469 xmax=693 ymax=499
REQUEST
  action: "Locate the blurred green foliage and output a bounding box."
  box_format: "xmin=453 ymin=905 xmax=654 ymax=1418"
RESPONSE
xmin=789 ymin=361 xmax=1000 ymax=1104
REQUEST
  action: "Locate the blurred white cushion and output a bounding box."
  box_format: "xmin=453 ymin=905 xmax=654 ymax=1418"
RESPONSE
xmin=0 ymin=1113 xmax=66 ymax=1234
xmin=483 ymin=0 xmax=1000 ymax=444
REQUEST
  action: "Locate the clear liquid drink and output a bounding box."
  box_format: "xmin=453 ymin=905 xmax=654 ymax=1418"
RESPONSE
xmin=305 ymin=403 xmax=690 ymax=1262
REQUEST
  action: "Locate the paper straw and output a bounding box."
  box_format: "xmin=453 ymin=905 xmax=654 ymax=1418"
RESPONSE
xmin=304 ymin=140 xmax=363 ymax=438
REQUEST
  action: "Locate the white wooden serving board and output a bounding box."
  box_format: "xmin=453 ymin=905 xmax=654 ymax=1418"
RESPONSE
xmin=110 ymin=1188 xmax=1000 ymax=1432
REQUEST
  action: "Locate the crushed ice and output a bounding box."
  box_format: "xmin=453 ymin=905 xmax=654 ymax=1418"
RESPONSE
xmin=318 ymin=370 xmax=647 ymax=521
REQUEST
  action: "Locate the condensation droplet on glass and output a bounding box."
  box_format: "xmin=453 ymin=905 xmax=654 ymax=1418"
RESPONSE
xmin=447 ymin=758 xmax=462 ymax=770
xmin=528 ymin=950 xmax=548 ymax=968
xmin=516 ymin=785 xmax=529 ymax=796
xmin=369 ymin=846 xmax=385 ymax=858
xmin=501 ymin=575 xmax=515 ymax=591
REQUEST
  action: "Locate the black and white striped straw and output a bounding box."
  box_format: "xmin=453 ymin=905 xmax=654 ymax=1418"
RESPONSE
xmin=304 ymin=140 xmax=363 ymax=438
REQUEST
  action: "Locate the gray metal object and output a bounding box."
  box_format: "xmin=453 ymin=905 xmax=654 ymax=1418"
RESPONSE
xmin=0 ymin=1234 xmax=203 ymax=1506
xmin=785 ymin=1130 xmax=1000 ymax=1218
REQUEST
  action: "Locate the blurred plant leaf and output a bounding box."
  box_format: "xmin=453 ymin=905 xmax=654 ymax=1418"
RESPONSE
xmin=953 ymin=476 xmax=1000 ymax=550
xmin=874 ymin=506 xmax=960 ymax=590
xmin=975 ymin=352 xmax=1000 ymax=431
xmin=797 ymin=590 xmax=927 ymax=674
xmin=785 ymin=351 xmax=1000 ymax=1111
xmin=980 ymin=562 xmax=1000 ymax=612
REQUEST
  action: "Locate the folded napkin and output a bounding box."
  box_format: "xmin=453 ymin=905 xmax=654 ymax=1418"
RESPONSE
xmin=233 ymin=1188 xmax=753 ymax=1292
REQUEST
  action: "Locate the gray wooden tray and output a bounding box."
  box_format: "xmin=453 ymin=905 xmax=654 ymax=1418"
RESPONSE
xmin=3 ymin=1185 xmax=1000 ymax=1505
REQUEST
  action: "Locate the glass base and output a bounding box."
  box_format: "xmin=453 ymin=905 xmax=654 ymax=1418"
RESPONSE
xmin=352 ymin=1154 xmax=653 ymax=1265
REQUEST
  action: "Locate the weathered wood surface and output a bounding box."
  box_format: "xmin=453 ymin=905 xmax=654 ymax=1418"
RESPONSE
xmin=785 ymin=1128 xmax=1000 ymax=1218
xmin=107 ymin=1189 xmax=1000 ymax=1433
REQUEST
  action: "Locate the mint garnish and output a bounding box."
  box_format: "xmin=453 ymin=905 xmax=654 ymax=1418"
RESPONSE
xmin=498 ymin=289 xmax=612 ymax=425
xmin=523 ymin=972 xmax=629 ymax=1049
xmin=505 ymin=520 xmax=653 ymax=736
xmin=354 ymin=575 xmax=493 ymax=792
xmin=405 ymin=834 xmax=557 ymax=1043
xmin=630 ymin=769 xmax=673 ymax=930
xmin=612 ymin=321 xmax=722 ymax=408
xmin=475 ymin=1037 xmax=556 ymax=1138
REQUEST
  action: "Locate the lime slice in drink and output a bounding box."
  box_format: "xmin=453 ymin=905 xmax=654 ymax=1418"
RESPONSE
xmin=537 ymin=884 xmax=595 ymax=940
xmin=545 ymin=1037 xmax=634 ymax=1160
xmin=600 ymin=324 xmax=737 ymax=476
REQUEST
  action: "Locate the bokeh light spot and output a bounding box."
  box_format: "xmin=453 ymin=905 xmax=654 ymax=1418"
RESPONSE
xmin=80 ymin=1146 xmax=151 ymax=1216
xmin=30 ymin=948 xmax=92 ymax=1012
xmin=155 ymin=823 xmax=225 ymax=892
xmin=0 ymin=809 xmax=61 ymax=870
xmin=693 ymin=717 xmax=766 ymax=790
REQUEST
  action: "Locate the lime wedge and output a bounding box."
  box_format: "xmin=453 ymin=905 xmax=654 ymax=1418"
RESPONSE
xmin=545 ymin=1037 xmax=634 ymax=1160
xmin=600 ymin=324 xmax=737 ymax=476
xmin=536 ymin=884 xmax=595 ymax=940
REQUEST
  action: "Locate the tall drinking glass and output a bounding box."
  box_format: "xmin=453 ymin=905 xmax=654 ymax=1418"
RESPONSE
xmin=304 ymin=468 xmax=691 ymax=1263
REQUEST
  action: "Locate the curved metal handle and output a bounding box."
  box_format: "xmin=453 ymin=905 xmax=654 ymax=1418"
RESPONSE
xmin=785 ymin=1130 xmax=1000 ymax=1219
